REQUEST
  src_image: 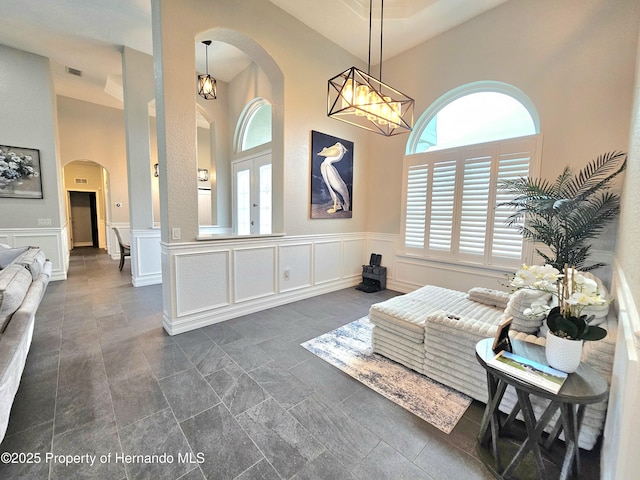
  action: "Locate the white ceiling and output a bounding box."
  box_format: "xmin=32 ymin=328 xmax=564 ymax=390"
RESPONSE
xmin=0 ymin=0 xmax=509 ymax=110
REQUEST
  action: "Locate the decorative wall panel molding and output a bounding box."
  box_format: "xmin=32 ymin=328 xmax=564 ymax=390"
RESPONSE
xmin=234 ymin=245 xmax=277 ymax=303
xmin=162 ymin=233 xmax=367 ymax=334
xmin=313 ymin=240 xmax=343 ymax=285
xmin=175 ymin=249 xmax=230 ymax=317
xmin=393 ymin=254 xmax=509 ymax=293
xmin=601 ymin=262 xmax=640 ymax=480
xmin=342 ymin=237 xmax=367 ymax=278
xmin=366 ymin=234 xmax=397 ymax=280
xmin=278 ymin=242 xmax=313 ymax=292
xmin=131 ymin=228 xmax=161 ymax=287
xmin=0 ymin=226 xmax=69 ymax=281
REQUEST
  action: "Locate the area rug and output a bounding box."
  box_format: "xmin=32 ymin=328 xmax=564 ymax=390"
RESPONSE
xmin=301 ymin=317 xmax=471 ymax=434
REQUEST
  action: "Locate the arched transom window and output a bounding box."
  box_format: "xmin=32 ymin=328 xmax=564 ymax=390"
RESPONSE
xmin=235 ymin=98 xmax=272 ymax=152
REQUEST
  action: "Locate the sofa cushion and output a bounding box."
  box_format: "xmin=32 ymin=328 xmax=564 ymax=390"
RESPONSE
xmin=14 ymin=248 xmax=47 ymax=281
xmin=0 ymin=264 xmax=32 ymax=332
xmin=467 ymin=287 xmax=510 ymax=309
xmin=0 ymin=246 xmax=29 ymax=269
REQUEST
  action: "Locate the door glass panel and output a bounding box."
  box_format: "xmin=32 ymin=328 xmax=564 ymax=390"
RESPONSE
xmin=259 ymin=163 xmax=272 ymax=234
xmin=236 ymin=169 xmax=251 ymax=235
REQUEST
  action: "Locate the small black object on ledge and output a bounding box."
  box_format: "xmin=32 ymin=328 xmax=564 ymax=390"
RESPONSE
xmin=356 ymin=253 xmax=386 ymax=293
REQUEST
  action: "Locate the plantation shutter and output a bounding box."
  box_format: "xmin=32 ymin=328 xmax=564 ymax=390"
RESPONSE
xmin=459 ymin=154 xmax=492 ymax=255
xmin=492 ymin=142 xmax=534 ymax=261
xmin=404 ymin=162 xmax=429 ymax=249
xmin=428 ymin=159 xmax=457 ymax=252
xmin=402 ymin=134 xmax=539 ymax=266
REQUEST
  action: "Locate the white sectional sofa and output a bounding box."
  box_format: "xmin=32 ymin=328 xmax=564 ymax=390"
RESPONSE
xmin=369 ymin=284 xmax=616 ymax=450
xmin=0 ymin=244 xmax=52 ymax=443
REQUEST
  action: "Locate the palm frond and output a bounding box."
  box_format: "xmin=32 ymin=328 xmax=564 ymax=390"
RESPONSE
xmin=553 ymin=166 xmax=574 ymax=197
xmin=565 ymin=151 xmax=627 ymax=199
xmin=498 ymin=151 xmax=626 ymax=271
xmin=498 ymin=177 xmax=556 ymax=200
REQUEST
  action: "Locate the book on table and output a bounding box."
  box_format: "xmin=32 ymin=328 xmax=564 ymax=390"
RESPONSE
xmin=487 ymin=350 xmax=568 ymax=394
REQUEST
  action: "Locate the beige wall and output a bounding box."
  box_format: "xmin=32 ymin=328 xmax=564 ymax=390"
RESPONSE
xmin=228 ymin=62 xmax=272 ymax=151
xmin=57 ymin=96 xmax=130 ymax=223
xmin=366 ymin=0 xmax=640 ymax=235
xmin=0 ymin=44 xmax=64 ymax=229
xmin=152 ymin=0 xmax=373 ymax=242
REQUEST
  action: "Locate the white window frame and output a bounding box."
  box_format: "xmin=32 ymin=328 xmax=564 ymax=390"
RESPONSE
xmin=401 ymin=135 xmax=541 ymax=269
xmin=234 ymin=98 xmax=272 ymax=153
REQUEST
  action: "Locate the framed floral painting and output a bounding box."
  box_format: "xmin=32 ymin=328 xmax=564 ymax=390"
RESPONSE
xmin=0 ymin=145 xmax=43 ymax=199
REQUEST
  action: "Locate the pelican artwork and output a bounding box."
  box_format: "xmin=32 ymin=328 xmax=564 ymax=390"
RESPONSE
xmin=317 ymin=142 xmax=351 ymax=214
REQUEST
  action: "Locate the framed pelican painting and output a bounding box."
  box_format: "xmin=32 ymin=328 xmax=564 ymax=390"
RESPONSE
xmin=310 ymin=130 xmax=353 ymax=219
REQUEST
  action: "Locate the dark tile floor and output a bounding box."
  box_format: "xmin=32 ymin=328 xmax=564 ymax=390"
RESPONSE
xmin=0 ymin=247 xmax=601 ymax=479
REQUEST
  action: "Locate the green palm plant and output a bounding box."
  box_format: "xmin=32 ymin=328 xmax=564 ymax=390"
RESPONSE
xmin=498 ymin=151 xmax=627 ymax=271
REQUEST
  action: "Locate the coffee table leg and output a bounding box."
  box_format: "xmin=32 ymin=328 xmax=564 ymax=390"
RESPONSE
xmin=478 ymin=371 xmax=507 ymax=471
xmin=559 ymin=403 xmax=583 ymax=480
xmin=502 ymin=393 xmax=560 ymax=480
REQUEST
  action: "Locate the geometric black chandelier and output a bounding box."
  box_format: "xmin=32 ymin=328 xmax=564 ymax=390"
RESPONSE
xmin=327 ymin=0 xmax=414 ymax=136
xmin=197 ymin=40 xmax=217 ymax=100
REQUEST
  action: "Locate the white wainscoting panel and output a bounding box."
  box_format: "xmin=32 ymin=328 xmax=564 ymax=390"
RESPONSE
xmin=279 ymin=242 xmax=312 ymax=292
xmin=1 ymin=227 xmax=68 ymax=280
xmin=162 ymin=233 xmax=368 ymax=334
xmin=234 ymin=245 xmax=277 ymax=302
xmin=131 ymin=229 xmax=162 ymax=287
xmin=366 ymin=234 xmax=397 ymax=279
xmin=602 ymin=264 xmax=640 ymax=480
xmin=175 ymin=250 xmax=230 ymax=316
xmin=342 ymin=238 xmax=367 ymax=279
xmin=314 ymin=241 xmax=342 ymax=285
xmin=394 ymin=257 xmax=433 ymax=289
xmin=392 ymin=254 xmax=510 ymax=293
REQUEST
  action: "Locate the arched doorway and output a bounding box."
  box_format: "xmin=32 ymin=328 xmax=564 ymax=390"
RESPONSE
xmin=63 ymin=160 xmax=109 ymax=250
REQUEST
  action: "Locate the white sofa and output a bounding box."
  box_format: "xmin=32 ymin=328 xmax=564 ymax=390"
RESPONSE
xmin=0 ymin=245 xmax=52 ymax=443
xmin=369 ymin=284 xmax=616 ymax=450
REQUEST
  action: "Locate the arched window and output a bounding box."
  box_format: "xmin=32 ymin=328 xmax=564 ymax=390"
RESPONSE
xmin=235 ymin=98 xmax=272 ymax=152
xmin=402 ymin=82 xmax=541 ymax=268
xmin=407 ymin=81 xmax=539 ymax=154
xmin=233 ymin=98 xmax=273 ymax=234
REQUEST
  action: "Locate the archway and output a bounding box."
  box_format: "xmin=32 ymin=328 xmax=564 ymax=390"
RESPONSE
xmin=196 ymin=28 xmax=285 ymax=235
xmin=62 ymin=160 xmax=110 ymax=251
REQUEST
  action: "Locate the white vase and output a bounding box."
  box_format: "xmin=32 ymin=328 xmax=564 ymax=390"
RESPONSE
xmin=545 ymin=332 xmax=583 ymax=373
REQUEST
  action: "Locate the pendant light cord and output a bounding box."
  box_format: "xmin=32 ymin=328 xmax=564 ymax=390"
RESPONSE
xmin=366 ymin=0 xmax=384 ymax=81
xmin=379 ymin=0 xmax=384 ymax=82
xmin=205 ymin=44 xmax=209 ymax=74
xmin=367 ymin=0 xmax=372 ymax=76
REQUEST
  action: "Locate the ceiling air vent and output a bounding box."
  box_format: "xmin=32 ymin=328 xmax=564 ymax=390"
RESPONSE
xmin=67 ymin=67 xmax=82 ymax=77
xmin=74 ymin=178 xmax=88 ymax=184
